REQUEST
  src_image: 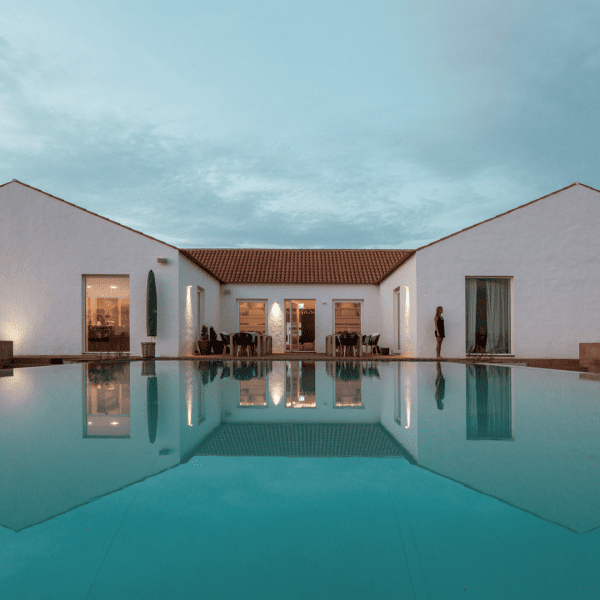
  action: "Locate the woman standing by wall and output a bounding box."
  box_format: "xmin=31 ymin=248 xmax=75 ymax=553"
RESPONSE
xmin=434 ymin=306 xmax=445 ymax=358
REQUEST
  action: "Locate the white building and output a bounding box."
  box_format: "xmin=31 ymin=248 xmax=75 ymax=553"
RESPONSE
xmin=1 ymin=179 xmax=598 ymax=359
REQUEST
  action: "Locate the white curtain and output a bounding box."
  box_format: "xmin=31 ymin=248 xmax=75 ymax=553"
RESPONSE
xmin=485 ymin=279 xmax=510 ymax=353
xmin=465 ymin=279 xmax=478 ymax=353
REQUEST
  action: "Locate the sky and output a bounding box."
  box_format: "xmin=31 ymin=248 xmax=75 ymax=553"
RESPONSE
xmin=1 ymin=0 xmax=599 ymax=250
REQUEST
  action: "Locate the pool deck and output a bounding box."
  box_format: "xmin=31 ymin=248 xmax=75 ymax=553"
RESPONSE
xmin=3 ymin=353 xmax=596 ymax=373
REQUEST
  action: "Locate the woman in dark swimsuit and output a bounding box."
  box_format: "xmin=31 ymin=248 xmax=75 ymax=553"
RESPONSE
xmin=434 ymin=306 xmax=445 ymax=358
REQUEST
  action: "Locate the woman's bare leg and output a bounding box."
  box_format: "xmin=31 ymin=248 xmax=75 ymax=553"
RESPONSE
xmin=436 ymin=336 xmax=443 ymax=358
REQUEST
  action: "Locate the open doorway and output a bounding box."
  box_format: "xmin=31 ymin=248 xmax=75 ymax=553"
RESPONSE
xmin=285 ymin=300 xmax=316 ymax=352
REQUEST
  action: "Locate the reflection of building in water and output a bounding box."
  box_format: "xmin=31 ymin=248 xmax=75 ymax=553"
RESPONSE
xmin=335 ymin=361 xmax=362 ymax=407
xmin=466 ymin=364 xmax=513 ymax=440
xmin=286 ymin=361 xmax=316 ymax=408
xmin=240 ymin=377 xmax=268 ymax=406
xmin=85 ymin=362 xmax=130 ymax=437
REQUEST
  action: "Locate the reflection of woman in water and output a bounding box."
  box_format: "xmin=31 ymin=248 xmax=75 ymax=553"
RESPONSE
xmin=434 ymin=306 xmax=445 ymax=358
xmin=435 ymin=361 xmax=445 ymax=409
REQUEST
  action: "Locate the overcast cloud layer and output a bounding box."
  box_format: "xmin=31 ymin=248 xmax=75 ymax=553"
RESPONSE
xmin=1 ymin=0 xmax=599 ymax=249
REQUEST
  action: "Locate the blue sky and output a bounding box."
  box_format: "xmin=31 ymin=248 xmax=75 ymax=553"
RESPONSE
xmin=2 ymin=0 xmax=598 ymax=249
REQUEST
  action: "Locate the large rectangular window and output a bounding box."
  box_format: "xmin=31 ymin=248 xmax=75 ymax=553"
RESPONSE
xmin=334 ymin=301 xmax=361 ymax=334
xmin=465 ymin=278 xmax=510 ymax=354
xmin=85 ymin=276 xmax=130 ymax=352
xmin=239 ymin=301 xmax=266 ymax=334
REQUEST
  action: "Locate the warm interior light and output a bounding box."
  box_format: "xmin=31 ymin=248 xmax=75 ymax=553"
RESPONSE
xmin=110 ymin=421 xmax=119 ymax=426
xmin=110 ymin=286 xmax=118 ymax=289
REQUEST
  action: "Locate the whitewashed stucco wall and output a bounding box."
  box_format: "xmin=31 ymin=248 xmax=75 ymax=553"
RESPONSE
xmin=177 ymin=253 xmax=221 ymax=356
xmin=415 ymin=184 xmax=600 ymax=359
xmin=0 ymin=182 xmax=181 ymax=355
xmin=379 ymin=253 xmax=417 ymax=356
xmin=218 ymin=284 xmax=381 ymax=353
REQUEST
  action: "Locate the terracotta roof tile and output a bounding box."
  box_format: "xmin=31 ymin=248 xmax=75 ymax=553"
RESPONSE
xmin=181 ymin=248 xmax=414 ymax=284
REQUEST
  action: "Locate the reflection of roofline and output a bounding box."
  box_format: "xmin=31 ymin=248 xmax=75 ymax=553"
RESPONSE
xmin=414 ymin=182 xmax=600 ymax=253
xmin=1 ymin=179 xmax=180 ymax=251
xmin=418 ymin=463 xmax=591 ymax=534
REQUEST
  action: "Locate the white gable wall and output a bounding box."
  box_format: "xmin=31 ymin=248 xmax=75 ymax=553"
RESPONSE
xmin=0 ymin=182 xmax=181 ymax=356
xmin=177 ymin=253 xmax=221 ymax=355
xmin=415 ymin=184 xmax=600 ymax=359
xmin=219 ymin=283 xmax=381 ymax=353
xmin=379 ymin=253 xmax=417 ymax=356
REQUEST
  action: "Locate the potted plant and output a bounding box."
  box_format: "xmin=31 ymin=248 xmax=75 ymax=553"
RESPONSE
xmin=197 ymin=325 xmax=210 ymax=355
xmin=142 ymin=270 xmax=157 ymax=358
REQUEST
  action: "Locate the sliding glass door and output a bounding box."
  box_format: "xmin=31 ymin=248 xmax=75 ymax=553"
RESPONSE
xmin=465 ymin=278 xmax=511 ymax=354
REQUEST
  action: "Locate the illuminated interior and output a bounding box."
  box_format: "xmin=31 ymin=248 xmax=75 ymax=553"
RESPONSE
xmin=285 ymin=300 xmax=316 ymax=351
xmin=239 ymin=301 xmax=266 ymax=334
xmin=334 ymin=301 xmax=361 ymax=334
xmin=85 ymin=276 xmax=130 ymax=353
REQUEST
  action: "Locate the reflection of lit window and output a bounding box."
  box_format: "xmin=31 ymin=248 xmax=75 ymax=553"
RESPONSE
xmin=285 ymin=361 xmax=316 ymax=407
xmin=85 ymin=362 xmax=130 ymax=437
xmin=334 ymin=361 xmax=363 ymax=408
xmin=240 ymin=377 xmax=268 ymax=406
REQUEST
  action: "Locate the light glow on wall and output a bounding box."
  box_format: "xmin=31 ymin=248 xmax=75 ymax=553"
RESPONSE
xmin=268 ymin=302 xmax=285 ymax=353
xmin=268 ymin=361 xmax=285 ymax=405
xmin=185 ymin=361 xmax=194 ymax=426
xmin=184 ymin=285 xmax=194 ymax=355
xmin=0 ymin=367 xmax=34 ymax=405
xmin=404 ymin=285 xmax=410 ymax=355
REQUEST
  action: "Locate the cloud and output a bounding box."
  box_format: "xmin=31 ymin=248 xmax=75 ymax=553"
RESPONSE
xmin=1 ymin=0 xmax=598 ymax=253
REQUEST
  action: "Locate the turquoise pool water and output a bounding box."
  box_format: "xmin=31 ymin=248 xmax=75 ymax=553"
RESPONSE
xmin=0 ymin=360 xmax=598 ymax=599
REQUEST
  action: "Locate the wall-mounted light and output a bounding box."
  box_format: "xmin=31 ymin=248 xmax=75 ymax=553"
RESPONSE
xmin=157 ymin=258 xmax=169 ymax=264
xmin=222 ymin=289 xmax=231 ymax=295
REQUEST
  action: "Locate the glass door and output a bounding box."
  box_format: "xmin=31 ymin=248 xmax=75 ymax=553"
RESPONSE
xmin=290 ymin=301 xmax=300 ymax=351
xmin=285 ymin=300 xmax=316 ymax=352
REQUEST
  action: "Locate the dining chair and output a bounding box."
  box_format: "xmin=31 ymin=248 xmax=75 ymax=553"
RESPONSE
xmin=368 ymin=334 xmax=380 ymax=355
xmin=339 ymin=333 xmax=359 ymax=357
xmin=361 ymin=334 xmax=372 ymax=355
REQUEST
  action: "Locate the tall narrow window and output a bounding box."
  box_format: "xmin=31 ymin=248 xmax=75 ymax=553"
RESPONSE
xmin=334 ymin=301 xmax=361 ymax=334
xmin=466 ymin=278 xmax=510 ymax=354
xmin=239 ymin=301 xmax=266 ymax=333
xmin=85 ymin=276 xmax=130 ymax=353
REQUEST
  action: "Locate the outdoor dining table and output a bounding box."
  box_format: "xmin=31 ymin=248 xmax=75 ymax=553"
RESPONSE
xmin=229 ymin=333 xmax=271 ymax=358
xmin=326 ymin=334 xmax=362 ymax=357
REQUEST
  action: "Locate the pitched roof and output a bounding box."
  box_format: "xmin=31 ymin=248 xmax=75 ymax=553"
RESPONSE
xmin=180 ymin=248 xmax=414 ymax=284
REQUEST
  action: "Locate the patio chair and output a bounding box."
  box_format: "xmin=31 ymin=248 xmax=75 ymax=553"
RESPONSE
xmin=334 ymin=335 xmax=342 ymax=357
xmin=361 ymin=334 xmax=372 ymax=354
xmin=368 ymin=334 xmax=380 ymax=355
xmin=220 ymin=333 xmax=230 ymax=354
xmin=339 ymin=333 xmax=359 ymax=357
xmin=233 ymin=332 xmax=255 ymax=357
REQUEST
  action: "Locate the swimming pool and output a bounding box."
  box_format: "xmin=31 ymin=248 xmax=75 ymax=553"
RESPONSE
xmin=1 ymin=360 xmax=598 ymax=599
